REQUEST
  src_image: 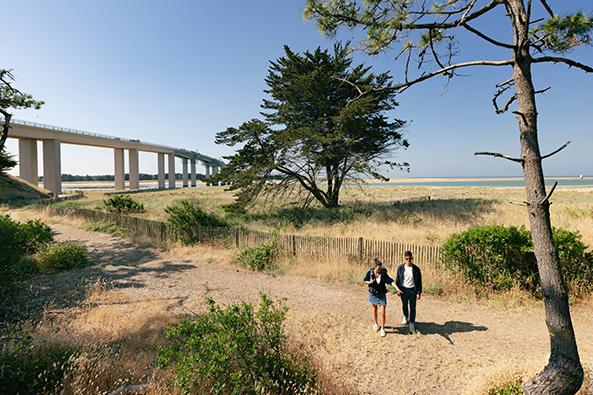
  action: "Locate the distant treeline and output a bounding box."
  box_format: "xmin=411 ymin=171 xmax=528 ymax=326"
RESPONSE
xmin=38 ymin=173 xmax=209 ymax=182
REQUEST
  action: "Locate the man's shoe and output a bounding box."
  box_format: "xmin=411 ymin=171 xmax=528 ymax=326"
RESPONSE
xmin=402 ymin=315 xmax=408 ymax=325
xmin=372 ymin=323 xmax=380 ymax=332
xmin=408 ymin=322 xmax=416 ymax=334
xmin=380 ymin=328 xmax=386 ymax=337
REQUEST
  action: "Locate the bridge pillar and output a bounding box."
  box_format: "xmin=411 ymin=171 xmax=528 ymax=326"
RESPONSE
xmin=157 ymin=153 xmax=165 ymax=189
xmin=42 ymin=139 xmax=61 ymax=195
xmin=205 ymin=164 xmax=212 ymax=186
xmin=129 ymin=149 xmax=139 ymax=190
xmin=18 ymin=139 xmax=38 ymax=185
xmin=190 ymin=159 xmax=197 ymax=187
xmin=182 ymin=158 xmax=188 ymax=187
xmin=212 ymin=165 xmax=219 ymax=186
xmin=114 ymin=148 xmax=125 ymax=190
xmin=168 ymin=153 xmax=175 ymax=189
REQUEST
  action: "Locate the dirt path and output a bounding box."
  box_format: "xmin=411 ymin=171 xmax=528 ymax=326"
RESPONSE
xmin=13 ymin=219 xmax=593 ymax=394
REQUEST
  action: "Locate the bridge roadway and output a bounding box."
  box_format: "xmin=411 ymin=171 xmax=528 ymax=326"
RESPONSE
xmin=5 ymin=118 xmax=224 ymax=194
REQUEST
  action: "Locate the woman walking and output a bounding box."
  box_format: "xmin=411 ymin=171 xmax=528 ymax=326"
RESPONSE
xmin=363 ymin=258 xmax=394 ymax=337
xmin=395 ymin=250 xmax=423 ymax=334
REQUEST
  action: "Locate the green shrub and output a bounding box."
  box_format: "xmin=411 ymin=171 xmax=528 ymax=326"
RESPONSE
xmin=18 ymin=219 xmax=55 ymax=254
xmin=442 ymin=225 xmax=593 ymax=295
xmin=35 ymin=241 xmax=89 ymax=274
xmin=553 ymin=228 xmax=593 ymax=296
xmin=0 ymin=148 xmax=17 ymax=172
xmin=165 ymin=199 xmax=229 ymax=244
xmin=0 ymin=338 xmax=75 ymax=394
xmin=103 ymin=195 xmax=145 ymax=213
xmin=86 ymin=220 xmax=128 ymax=237
xmin=236 ymin=243 xmax=277 ymax=271
xmin=1 ymin=216 xmax=51 ymax=296
xmin=221 ymin=203 xmax=247 ymax=216
xmin=487 ymin=378 xmax=523 ymax=395
xmin=157 ymin=295 xmax=315 ymax=394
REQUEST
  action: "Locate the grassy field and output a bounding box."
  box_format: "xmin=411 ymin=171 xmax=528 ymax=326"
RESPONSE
xmin=54 ymin=184 xmax=593 ymax=247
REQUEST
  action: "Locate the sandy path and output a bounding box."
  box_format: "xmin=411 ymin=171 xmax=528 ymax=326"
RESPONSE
xmin=16 ymin=220 xmax=593 ymax=394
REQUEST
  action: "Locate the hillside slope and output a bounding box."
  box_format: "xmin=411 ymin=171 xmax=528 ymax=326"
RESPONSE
xmin=0 ymin=173 xmax=50 ymax=202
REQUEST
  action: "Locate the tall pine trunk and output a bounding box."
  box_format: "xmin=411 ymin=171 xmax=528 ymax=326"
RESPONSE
xmin=508 ymin=1 xmax=583 ymax=393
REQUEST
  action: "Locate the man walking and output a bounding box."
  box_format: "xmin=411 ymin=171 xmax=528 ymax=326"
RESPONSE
xmin=395 ymin=250 xmax=422 ymax=334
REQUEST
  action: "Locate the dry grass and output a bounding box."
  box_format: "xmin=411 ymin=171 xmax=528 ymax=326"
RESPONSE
xmin=15 ymin=281 xmax=177 ymax=394
xmin=49 ymin=185 xmax=593 ymax=248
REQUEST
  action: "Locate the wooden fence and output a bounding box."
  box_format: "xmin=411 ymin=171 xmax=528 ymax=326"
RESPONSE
xmin=49 ymin=207 xmax=443 ymax=267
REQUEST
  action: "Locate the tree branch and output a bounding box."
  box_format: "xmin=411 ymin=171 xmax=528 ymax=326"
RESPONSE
xmin=540 ymin=181 xmax=558 ymax=205
xmin=462 ymin=23 xmax=515 ymax=49
xmin=492 ymin=83 xmax=517 ymax=114
xmin=541 ymin=141 xmax=571 ymax=159
xmin=474 ymin=150 xmax=523 ymax=163
xmin=394 ymin=59 xmax=514 ymax=93
xmin=532 ymin=56 xmax=593 ymax=73
xmin=539 ymin=0 xmax=555 ymax=18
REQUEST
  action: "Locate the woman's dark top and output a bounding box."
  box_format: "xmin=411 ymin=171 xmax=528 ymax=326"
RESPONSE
xmin=363 ymin=267 xmax=394 ymax=296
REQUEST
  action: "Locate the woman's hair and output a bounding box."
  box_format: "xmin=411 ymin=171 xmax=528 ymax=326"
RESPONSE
xmin=373 ymin=257 xmax=382 ymax=266
xmin=404 ymin=250 xmax=413 ymax=258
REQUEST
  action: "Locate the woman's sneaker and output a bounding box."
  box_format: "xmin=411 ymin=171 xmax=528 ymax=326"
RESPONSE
xmin=380 ymin=328 xmax=386 ymax=337
xmin=402 ymin=315 xmax=408 ymax=325
xmin=372 ymin=323 xmax=380 ymax=332
xmin=408 ymin=322 xmax=416 ymax=334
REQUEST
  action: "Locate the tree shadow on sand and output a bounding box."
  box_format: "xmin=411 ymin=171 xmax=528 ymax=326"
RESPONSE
xmin=2 ymin=237 xmax=196 ymax=325
xmin=384 ymin=321 xmax=488 ymax=344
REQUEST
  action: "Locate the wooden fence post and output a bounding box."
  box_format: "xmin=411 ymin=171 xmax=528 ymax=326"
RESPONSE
xmin=235 ymin=228 xmax=240 ymax=248
xmin=291 ymin=235 xmax=296 ymax=256
xmin=358 ymin=237 xmax=363 ymax=262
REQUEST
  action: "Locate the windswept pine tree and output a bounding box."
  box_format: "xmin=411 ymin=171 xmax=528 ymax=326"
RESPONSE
xmin=215 ymin=44 xmax=408 ymax=208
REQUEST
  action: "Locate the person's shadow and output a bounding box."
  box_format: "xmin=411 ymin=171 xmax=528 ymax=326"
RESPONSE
xmin=384 ymin=321 xmax=488 ymax=344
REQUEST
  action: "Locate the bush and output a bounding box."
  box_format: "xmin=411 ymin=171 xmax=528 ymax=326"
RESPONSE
xmin=553 ymin=228 xmax=593 ymax=296
xmin=442 ymin=225 xmax=593 ymax=295
xmin=35 ymin=241 xmax=89 ymax=274
xmin=236 ymin=243 xmax=277 ymax=271
xmin=103 ymin=195 xmax=145 ymax=213
xmin=18 ymin=219 xmax=55 ymax=254
xmin=165 ymin=199 xmax=229 ymax=245
xmin=157 ymin=295 xmax=315 ymax=394
xmin=1 ymin=215 xmax=52 ymax=296
xmin=0 ymin=148 xmax=17 ymax=172
xmin=487 ymin=378 xmax=523 ymax=395
xmin=0 ymin=338 xmax=75 ymax=394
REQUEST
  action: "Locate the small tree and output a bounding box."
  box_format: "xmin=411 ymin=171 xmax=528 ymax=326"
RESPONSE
xmin=304 ymin=1 xmax=592 ymax=393
xmin=215 ymin=44 xmax=408 ymax=208
xmin=0 ymin=69 xmax=44 ymax=167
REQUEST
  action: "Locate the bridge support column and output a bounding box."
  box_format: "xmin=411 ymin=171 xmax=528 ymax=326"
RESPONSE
xmin=129 ymin=149 xmax=139 ymax=190
xmin=190 ymin=159 xmax=197 ymax=187
xmin=157 ymin=153 xmax=165 ymax=189
xmin=114 ymin=148 xmax=125 ymax=190
xmin=168 ymin=153 xmax=175 ymax=189
xmin=43 ymin=139 xmax=61 ymax=195
xmin=212 ymin=165 xmax=219 ymax=186
xmin=205 ymin=164 xmax=211 ymax=186
xmin=182 ymin=158 xmax=188 ymax=187
xmin=18 ymin=139 xmax=38 ymax=185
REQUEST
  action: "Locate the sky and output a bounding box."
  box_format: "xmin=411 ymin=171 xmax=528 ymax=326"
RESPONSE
xmin=3 ymin=0 xmax=592 ymax=178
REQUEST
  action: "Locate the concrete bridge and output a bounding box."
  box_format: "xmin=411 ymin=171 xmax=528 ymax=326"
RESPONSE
xmin=5 ymin=118 xmax=224 ymax=195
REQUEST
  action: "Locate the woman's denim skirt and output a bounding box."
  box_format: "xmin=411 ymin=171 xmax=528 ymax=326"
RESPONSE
xmin=368 ymin=292 xmax=387 ymax=305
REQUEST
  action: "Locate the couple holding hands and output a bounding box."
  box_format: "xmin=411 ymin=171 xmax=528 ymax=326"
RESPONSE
xmin=363 ymin=250 xmax=423 ymax=337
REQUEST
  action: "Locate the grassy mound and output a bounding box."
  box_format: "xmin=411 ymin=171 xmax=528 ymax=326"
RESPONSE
xmin=0 ymin=174 xmax=50 ymax=203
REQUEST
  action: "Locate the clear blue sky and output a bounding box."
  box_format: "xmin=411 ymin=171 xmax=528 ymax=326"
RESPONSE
xmin=3 ymin=0 xmax=592 ymax=177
